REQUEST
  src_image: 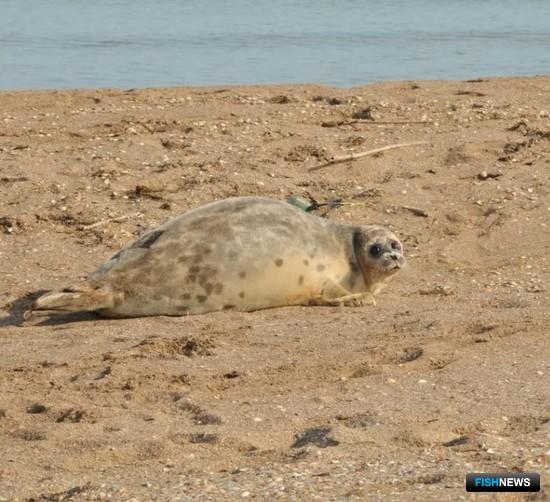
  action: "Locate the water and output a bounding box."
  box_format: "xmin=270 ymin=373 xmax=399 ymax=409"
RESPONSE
xmin=1 ymin=0 xmax=549 ymax=90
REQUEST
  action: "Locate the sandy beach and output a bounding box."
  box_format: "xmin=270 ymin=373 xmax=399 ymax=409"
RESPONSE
xmin=0 ymin=76 xmax=549 ymax=500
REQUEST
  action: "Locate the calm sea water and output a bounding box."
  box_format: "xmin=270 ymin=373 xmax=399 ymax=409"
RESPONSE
xmin=1 ymin=0 xmax=549 ymax=90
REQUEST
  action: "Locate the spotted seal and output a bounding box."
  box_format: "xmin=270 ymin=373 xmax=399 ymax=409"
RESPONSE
xmin=28 ymin=197 xmax=405 ymax=318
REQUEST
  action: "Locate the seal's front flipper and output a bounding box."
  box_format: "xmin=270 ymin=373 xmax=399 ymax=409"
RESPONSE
xmin=28 ymin=284 xmax=114 ymax=317
xmin=309 ymin=291 xmax=376 ymax=307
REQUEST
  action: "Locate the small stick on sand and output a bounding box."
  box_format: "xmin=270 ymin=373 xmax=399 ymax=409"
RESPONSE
xmin=321 ymin=120 xmax=432 ymax=128
xmin=308 ymin=141 xmax=428 ymax=172
xmin=351 ymin=120 xmax=433 ymax=125
xmin=401 ymin=206 xmax=429 ymax=218
xmin=80 ymin=212 xmax=142 ymax=230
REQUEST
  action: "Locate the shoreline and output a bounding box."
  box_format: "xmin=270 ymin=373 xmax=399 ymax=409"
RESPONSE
xmin=0 ymin=73 xmax=548 ymax=95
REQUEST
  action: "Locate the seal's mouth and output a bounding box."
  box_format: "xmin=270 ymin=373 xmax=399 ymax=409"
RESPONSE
xmin=385 ymin=261 xmax=404 ymax=273
xmin=374 ymin=255 xmax=405 ymax=274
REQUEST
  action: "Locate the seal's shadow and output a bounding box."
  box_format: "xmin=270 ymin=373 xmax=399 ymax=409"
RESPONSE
xmin=0 ymin=290 xmax=99 ymax=327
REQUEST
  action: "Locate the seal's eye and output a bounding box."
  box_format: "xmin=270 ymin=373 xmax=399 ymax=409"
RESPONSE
xmin=391 ymin=240 xmax=401 ymax=251
xmin=369 ymin=244 xmax=382 ymax=258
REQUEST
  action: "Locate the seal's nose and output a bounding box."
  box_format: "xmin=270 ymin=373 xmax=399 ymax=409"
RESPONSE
xmin=390 ymin=253 xmax=399 ymax=261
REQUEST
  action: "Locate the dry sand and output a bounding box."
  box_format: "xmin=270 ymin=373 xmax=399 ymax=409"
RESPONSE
xmin=0 ymin=77 xmax=549 ymax=501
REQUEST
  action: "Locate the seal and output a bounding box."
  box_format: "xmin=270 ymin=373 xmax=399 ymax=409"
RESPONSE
xmin=28 ymin=197 xmax=405 ymax=318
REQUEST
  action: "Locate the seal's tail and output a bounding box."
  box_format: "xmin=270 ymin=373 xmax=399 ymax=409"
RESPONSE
xmin=26 ymin=284 xmax=114 ymax=318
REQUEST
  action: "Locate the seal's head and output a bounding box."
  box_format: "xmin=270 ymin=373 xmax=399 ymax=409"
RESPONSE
xmin=354 ymin=225 xmax=406 ymax=280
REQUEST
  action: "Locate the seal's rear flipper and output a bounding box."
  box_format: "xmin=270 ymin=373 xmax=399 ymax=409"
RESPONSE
xmin=27 ymin=285 xmax=114 ymax=318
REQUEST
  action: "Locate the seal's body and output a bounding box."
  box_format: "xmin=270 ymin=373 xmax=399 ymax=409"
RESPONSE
xmin=30 ymin=197 xmax=405 ymax=318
